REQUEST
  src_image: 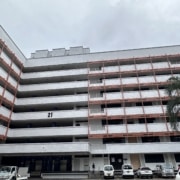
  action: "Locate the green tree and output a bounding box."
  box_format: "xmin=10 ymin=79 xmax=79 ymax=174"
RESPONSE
xmin=165 ymin=76 xmax=180 ymax=131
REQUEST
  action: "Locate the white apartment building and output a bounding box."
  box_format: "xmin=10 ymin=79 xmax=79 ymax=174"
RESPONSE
xmin=0 ymin=25 xmax=180 ymax=175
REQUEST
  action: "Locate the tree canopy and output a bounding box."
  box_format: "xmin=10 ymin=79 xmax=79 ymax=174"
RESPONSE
xmin=165 ymin=76 xmax=180 ymax=131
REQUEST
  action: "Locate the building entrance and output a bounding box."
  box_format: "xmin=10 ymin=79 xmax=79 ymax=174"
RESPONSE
xmin=110 ymin=154 xmax=123 ymax=170
xmin=1 ymin=155 xmax=72 ymax=174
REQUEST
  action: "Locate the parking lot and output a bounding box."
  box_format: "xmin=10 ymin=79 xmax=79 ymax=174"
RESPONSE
xmin=29 ymin=178 xmax=176 ymax=180
xmin=28 ymin=171 xmax=177 ymax=180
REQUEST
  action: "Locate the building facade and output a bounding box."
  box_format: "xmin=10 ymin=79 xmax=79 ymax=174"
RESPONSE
xmin=0 ymin=26 xmax=180 ymax=174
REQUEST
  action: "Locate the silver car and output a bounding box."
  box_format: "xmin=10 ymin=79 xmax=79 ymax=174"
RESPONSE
xmin=136 ymin=167 xmax=153 ymax=178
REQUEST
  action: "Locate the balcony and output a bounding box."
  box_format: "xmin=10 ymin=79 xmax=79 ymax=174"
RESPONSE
xmin=0 ymin=142 xmax=89 ymax=155
xmin=11 ymin=109 xmax=88 ymax=121
xmin=89 ymin=123 xmax=174 ymax=136
xmin=8 ymin=126 xmax=88 ymax=138
xmin=91 ymin=142 xmax=179 ymax=154
xmin=21 ymin=68 xmax=87 ymax=80
xmin=0 ymin=125 xmax=6 ymax=136
xmin=18 ymin=81 xmax=88 ymax=92
xmin=105 ymin=105 xmax=165 ymax=117
xmin=0 ymin=106 xmax=11 ymax=117
xmin=0 ymin=86 xmax=14 ymax=102
xmin=15 ymin=94 xmax=88 ymax=106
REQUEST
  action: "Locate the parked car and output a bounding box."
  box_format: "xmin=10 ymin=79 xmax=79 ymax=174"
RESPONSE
xmin=136 ymin=167 xmax=153 ymax=178
xmin=122 ymin=164 xmax=134 ymax=178
xmin=103 ymin=165 xmax=114 ymax=179
xmin=176 ymin=170 xmax=180 ymax=180
xmin=154 ymin=163 xmax=175 ymax=178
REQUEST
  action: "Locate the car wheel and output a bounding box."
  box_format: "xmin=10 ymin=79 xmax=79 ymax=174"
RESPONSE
xmin=12 ymin=177 xmax=16 ymax=180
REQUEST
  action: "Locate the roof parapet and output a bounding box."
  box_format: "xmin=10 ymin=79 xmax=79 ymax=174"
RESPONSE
xmin=31 ymin=46 xmax=90 ymax=58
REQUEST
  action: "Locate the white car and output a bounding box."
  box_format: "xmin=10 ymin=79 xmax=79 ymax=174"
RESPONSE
xmin=176 ymin=170 xmax=180 ymax=180
xmin=122 ymin=164 xmax=134 ymax=178
xmin=136 ymin=167 xmax=153 ymax=178
xmin=103 ymin=165 xmax=114 ymax=179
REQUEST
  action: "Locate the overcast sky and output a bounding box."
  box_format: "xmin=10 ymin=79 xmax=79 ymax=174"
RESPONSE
xmin=1 ymin=0 xmax=180 ymax=57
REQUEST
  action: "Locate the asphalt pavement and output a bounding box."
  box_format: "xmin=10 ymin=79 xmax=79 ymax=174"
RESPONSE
xmin=29 ymin=178 xmax=175 ymax=180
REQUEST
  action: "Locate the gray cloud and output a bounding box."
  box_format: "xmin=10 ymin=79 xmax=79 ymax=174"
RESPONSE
xmin=1 ymin=0 xmax=180 ymax=57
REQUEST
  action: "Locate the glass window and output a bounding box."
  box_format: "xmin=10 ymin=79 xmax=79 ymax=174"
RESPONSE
xmin=145 ymin=154 xmax=164 ymax=163
xmin=174 ymin=154 xmax=180 ymax=162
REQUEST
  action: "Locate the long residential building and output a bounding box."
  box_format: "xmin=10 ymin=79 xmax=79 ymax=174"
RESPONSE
xmin=0 ymin=25 xmax=180 ymax=175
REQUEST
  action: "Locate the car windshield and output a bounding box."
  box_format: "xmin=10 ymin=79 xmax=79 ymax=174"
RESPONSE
xmin=163 ymin=164 xmax=173 ymax=169
xmin=104 ymin=166 xmax=113 ymax=171
xmin=0 ymin=167 xmax=11 ymax=173
xmin=141 ymin=167 xmax=150 ymax=170
xmin=123 ymin=165 xmax=132 ymax=169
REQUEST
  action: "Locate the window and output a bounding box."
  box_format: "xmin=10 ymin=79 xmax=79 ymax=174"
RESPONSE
xmin=90 ymin=66 xmax=102 ymax=71
xmin=174 ymin=154 xmax=180 ymax=162
xmin=147 ymin=118 xmax=155 ymax=123
xmin=170 ymin=136 xmax=180 ymax=142
xmin=143 ymin=102 xmax=152 ymax=106
xmin=145 ymin=154 xmax=164 ymax=163
xmin=169 ymin=59 xmax=180 ymax=64
xmin=139 ymin=118 xmax=145 ymax=124
xmin=103 ymin=138 xmax=125 ymax=144
xmin=142 ymin=136 xmax=160 ymax=142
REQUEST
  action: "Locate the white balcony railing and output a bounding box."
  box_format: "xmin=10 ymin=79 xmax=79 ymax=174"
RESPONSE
xmin=0 ymin=106 xmax=11 ymax=117
xmin=18 ymin=81 xmax=88 ymax=92
xmin=0 ymin=142 xmax=89 ymax=155
xmin=15 ymin=94 xmax=87 ymax=106
xmin=8 ymin=126 xmax=88 ymax=138
xmin=11 ymin=109 xmax=88 ymax=121
xmin=7 ymin=122 xmax=176 ymax=138
xmin=90 ymin=123 xmax=173 ymax=135
xmin=0 ymin=125 xmax=6 ymax=136
xmin=91 ymin=142 xmax=179 ymax=154
xmin=21 ymin=68 xmax=87 ymax=80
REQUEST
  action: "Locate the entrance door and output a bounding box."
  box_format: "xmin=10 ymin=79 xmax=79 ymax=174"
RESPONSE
xmin=110 ymin=154 xmax=123 ymax=170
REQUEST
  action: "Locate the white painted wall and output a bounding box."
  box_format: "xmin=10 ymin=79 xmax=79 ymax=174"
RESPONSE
xmin=136 ymin=63 xmax=152 ymax=70
xmin=1 ymin=51 xmax=11 ymax=65
xmin=25 ymin=45 xmax=180 ymax=68
xmin=14 ymin=61 xmax=179 ymax=95
xmin=0 ymin=106 xmax=11 ymax=117
xmin=0 ymin=125 xmax=6 ymax=135
xmin=3 ymin=89 xmax=14 ymax=102
xmin=11 ymin=63 xmax=21 ymax=75
xmin=0 ymin=67 xmax=8 ymax=80
xmin=6 ymin=122 xmax=176 ymax=139
xmin=1 ymin=51 xmax=21 ymax=74
xmin=7 ymin=75 xmax=17 ymax=88
xmin=91 ymin=142 xmax=180 ymax=154
xmin=8 ymin=126 xmax=88 ymax=138
xmin=18 ymin=81 xmax=88 ymax=92
xmin=104 ymin=66 xmax=119 ymax=72
xmin=0 ymin=142 xmax=89 ymax=154
xmin=153 ymin=62 xmax=169 ymax=69
xmin=120 ymin=64 xmax=135 ymax=71
xmin=15 ymin=94 xmax=87 ymax=105
xmin=21 ymin=68 xmax=87 ymax=79
xmin=11 ymin=109 xmax=88 ymax=121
